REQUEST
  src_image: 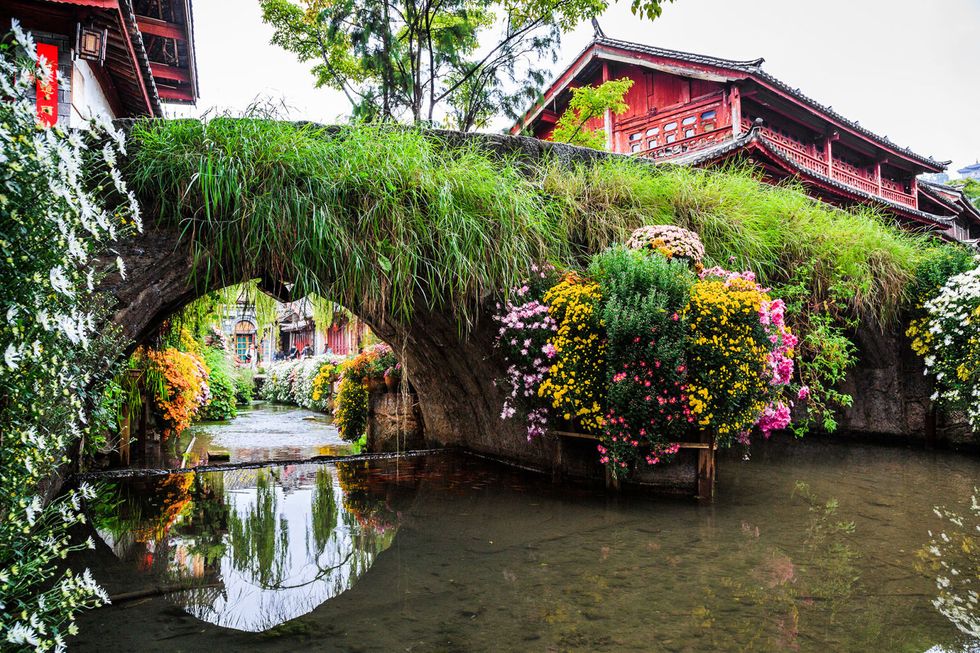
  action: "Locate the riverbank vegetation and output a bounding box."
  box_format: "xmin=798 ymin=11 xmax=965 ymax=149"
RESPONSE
xmin=261 ymin=343 xmax=399 ymax=442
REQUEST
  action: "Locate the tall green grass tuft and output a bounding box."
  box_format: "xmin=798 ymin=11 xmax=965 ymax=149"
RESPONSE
xmin=128 ymin=118 xmax=969 ymax=330
xmin=128 ymin=119 xmax=561 ymax=327
xmin=541 ymin=160 xmax=969 ymax=328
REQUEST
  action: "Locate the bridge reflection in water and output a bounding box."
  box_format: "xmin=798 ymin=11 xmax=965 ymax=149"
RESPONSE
xmin=80 ymin=441 xmax=980 ymax=652
xmin=89 ymin=459 xmax=413 ymax=631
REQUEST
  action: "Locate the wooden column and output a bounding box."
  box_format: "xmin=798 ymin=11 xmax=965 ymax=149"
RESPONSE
xmin=925 ymin=404 xmax=937 ymax=449
xmin=602 ymin=61 xmax=613 ymax=151
xmin=874 ymin=160 xmax=882 ymax=196
xmin=695 ymin=429 xmax=716 ymax=501
xmin=824 ymin=135 xmax=834 ymax=177
xmin=729 ymin=86 xmax=741 ymax=137
xmin=119 ymin=404 xmax=131 ymax=466
xmin=910 ymin=176 xmax=919 ymax=209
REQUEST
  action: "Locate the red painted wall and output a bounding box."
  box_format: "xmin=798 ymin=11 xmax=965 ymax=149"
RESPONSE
xmin=535 ymin=61 xmax=728 ymax=154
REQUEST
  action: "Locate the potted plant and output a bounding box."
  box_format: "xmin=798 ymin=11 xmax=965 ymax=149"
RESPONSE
xmin=383 ymin=363 xmax=401 ymax=392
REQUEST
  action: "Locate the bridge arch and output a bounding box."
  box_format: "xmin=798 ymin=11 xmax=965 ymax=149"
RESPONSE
xmin=99 ymin=121 xmax=603 ymax=468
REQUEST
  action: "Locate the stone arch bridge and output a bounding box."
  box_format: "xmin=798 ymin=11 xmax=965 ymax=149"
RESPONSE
xmin=100 ymin=123 xmax=951 ymax=476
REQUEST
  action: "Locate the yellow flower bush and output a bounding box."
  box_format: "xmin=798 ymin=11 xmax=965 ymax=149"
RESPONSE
xmin=311 ymin=361 xmax=339 ymax=410
xmin=686 ymin=272 xmax=788 ymax=446
xmin=538 ymin=273 xmax=606 ymax=432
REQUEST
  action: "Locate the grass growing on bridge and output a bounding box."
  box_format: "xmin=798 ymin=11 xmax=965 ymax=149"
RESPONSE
xmin=127 ymin=118 xmax=966 ymax=327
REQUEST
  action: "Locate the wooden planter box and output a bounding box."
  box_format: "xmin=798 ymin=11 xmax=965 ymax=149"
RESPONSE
xmin=551 ymin=429 xmax=717 ymax=500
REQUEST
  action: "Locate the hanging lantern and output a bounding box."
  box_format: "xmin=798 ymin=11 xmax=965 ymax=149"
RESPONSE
xmin=75 ymin=23 xmax=107 ymax=64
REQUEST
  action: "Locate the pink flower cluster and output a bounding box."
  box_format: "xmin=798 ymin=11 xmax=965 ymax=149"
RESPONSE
xmin=699 ymin=266 xmax=761 ymax=286
xmin=645 ymin=442 xmax=681 ymax=466
xmin=756 ymin=401 xmax=791 ymax=438
xmin=494 ymin=293 xmax=558 ymax=441
xmin=759 ymin=298 xmax=797 ymax=387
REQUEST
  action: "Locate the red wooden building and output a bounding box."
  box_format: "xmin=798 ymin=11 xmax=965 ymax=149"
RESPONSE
xmin=513 ymin=32 xmax=980 ymax=245
xmin=2 ymin=0 xmax=198 ymax=125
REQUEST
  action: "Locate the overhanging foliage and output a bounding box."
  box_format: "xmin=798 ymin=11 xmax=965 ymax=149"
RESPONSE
xmin=127 ymin=118 xmax=970 ymax=330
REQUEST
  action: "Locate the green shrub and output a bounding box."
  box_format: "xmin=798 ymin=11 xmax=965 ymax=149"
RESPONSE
xmin=197 ymin=347 xmax=238 ymax=421
xmin=589 ymin=247 xmax=694 ymax=464
xmin=234 ymin=368 xmax=255 ymax=405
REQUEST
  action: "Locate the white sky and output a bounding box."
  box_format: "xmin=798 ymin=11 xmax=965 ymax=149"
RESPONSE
xmin=169 ymin=0 xmax=980 ymax=176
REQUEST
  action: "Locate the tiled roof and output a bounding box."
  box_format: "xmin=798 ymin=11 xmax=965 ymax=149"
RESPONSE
xmin=654 ymin=127 xmax=953 ymax=228
xmin=920 ymin=179 xmax=980 ymax=220
xmin=586 ymin=37 xmax=948 ymax=169
xmin=593 ymin=36 xmax=764 ymax=73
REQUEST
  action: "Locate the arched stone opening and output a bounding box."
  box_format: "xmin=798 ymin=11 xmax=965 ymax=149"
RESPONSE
xmin=100 ymin=223 xmax=559 ymax=469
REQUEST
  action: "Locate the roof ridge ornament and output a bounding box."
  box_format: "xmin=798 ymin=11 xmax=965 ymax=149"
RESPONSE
xmin=591 ymin=18 xmax=605 ymax=38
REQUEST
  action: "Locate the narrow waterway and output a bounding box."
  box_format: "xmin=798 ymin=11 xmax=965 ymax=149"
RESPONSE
xmin=71 ymin=410 xmax=980 ymax=652
xmin=139 ymin=404 xmax=355 ymax=469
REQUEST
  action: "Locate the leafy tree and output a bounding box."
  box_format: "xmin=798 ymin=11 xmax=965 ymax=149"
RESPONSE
xmin=948 ymin=177 xmax=980 ymax=208
xmin=259 ymin=0 xmax=670 ymax=130
xmin=551 ymin=77 xmax=633 ymax=149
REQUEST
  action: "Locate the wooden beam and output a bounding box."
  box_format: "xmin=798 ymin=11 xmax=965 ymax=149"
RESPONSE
xmin=157 ymin=87 xmax=195 ymax=102
xmin=149 ymin=62 xmax=190 ymax=83
xmin=135 ymin=16 xmax=185 ymax=41
xmin=114 ymin=7 xmax=156 ymax=116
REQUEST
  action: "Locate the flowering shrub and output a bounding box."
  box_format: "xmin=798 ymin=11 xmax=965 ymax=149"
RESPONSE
xmin=686 ymin=268 xmax=795 ymax=447
xmin=262 ymin=359 xmax=300 ymax=403
xmin=537 ymin=273 xmax=606 ymax=433
xmin=625 ymin=224 xmax=705 ymax=264
xmin=335 ymin=372 xmax=370 ymax=441
xmin=908 ymin=263 xmax=980 ymax=431
xmin=342 ymin=342 xmax=396 ymax=382
xmin=145 ymin=348 xmax=211 ymax=437
xmin=0 ymin=23 xmax=138 ymax=648
xmin=589 ymin=247 xmax=695 ymax=473
xmin=262 ymin=354 xmax=346 ymax=411
xmin=332 ymin=344 xmax=398 ymax=441
xmin=494 ymin=264 xmax=559 ymax=440
xmin=494 ymin=248 xmax=797 ymax=476
xmin=311 ymin=361 xmax=340 ymax=410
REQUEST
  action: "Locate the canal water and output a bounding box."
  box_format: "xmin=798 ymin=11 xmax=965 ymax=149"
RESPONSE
xmin=143 ymin=403 xmax=355 ymax=469
xmin=71 ymin=407 xmax=980 ymax=652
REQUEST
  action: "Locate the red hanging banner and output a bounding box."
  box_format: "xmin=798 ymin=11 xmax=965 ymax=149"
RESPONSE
xmin=35 ymin=43 xmax=58 ymax=128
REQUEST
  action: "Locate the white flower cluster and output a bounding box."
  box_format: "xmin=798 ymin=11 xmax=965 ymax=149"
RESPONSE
xmin=625 ymin=224 xmax=705 ymax=264
xmin=262 ymin=354 xmax=347 ymax=410
xmin=1 ymin=21 xmax=137 ymax=650
xmin=920 ymin=260 xmax=980 ymax=431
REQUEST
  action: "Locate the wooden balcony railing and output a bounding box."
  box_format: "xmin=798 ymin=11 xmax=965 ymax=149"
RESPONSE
xmin=743 ymin=122 xmax=918 ymax=208
xmin=880 ymin=187 xmax=917 ymax=208
xmin=638 ymin=129 xmax=730 ymax=161
xmin=757 ymin=127 xmax=829 ymax=176
xmin=618 ymin=94 xmax=727 ymax=158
